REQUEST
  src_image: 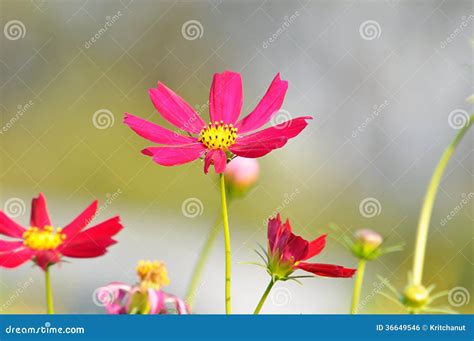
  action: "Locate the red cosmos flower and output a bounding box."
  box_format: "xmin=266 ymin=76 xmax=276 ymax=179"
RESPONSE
xmin=0 ymin=193 xmax=123 ymax=270
xmin=264 ymin=214 xmax=356 ymax=280
xmin=124 ymin=71 xmax=312 ymax=174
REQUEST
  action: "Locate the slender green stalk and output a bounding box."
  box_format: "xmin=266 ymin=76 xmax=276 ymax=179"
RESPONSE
xmin=45 ymin=266 xmax=54 ymax=314
xmin=253 ymin=279 xmax=275 ymax=314
xmin=185 ymin=216 xmax=222 ymax=308
xmin=412 ymin=115 xmax=473 ymax=285
xmin=219 ymin=174 xmax=232 ymax=314
xmin=350 ymin=259 xmax=366 ymax=314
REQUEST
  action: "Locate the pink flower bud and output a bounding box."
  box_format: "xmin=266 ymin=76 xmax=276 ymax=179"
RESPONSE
xmin=224 ymin=157 xmax=259 ymax=197
xmin=354 ymin=229 xmax=383 ymax=248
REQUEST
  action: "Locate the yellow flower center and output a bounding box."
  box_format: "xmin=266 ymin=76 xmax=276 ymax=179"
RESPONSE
xmin=198 ymin=121 xmax=238 ymax=150
xmin=136 ymin=260 xmax=170 ymax=290
xmin=22 ymin=226 xmax=66 ymax=251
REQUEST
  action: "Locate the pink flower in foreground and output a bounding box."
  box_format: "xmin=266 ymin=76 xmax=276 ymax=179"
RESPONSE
xmin=124 ymin=71 xmax=312 ymax=174
xmin=0 ymin=193 xmax=123 ymax=271
xmin=98 ymin=260 xmax=190 ymax=314
xmin=265 ymin=214 xmax=356 ymax=280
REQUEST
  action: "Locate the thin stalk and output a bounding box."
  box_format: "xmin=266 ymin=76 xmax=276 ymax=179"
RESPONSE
xmin=185 ymin=216 xmax=222 ymax=308
xmin=253 ymin=279 xmax=275 ymax=314
xmin=219 ymin=174 xmax=232 ymax=314
xmin=350 ymin=259 xmax=366 ymax=314
xmin=412 ymin=114 xmax=473 ymax=285
xmin=45 ymin=266 xmax=54 ymax=314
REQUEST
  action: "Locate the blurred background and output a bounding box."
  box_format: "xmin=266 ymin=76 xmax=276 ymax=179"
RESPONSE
xmin=0 ymin=0 xmax=472 ymax=314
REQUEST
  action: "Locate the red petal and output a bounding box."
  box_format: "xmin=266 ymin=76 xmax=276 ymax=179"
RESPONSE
xmin=30 ymin=193 xmax=51 ymax=228
xmin=142 ymin=144 xmax=205 ymax=167
xmin=267 ymin=214 xmax=282 ymax=252
xmin=124 ymin=113 xmax=196 ymax=145
xmin=283 ymin=234 xmax=308 ymax=263
xmin=0 ymin=211 xmax=26 ymax=238
xmin=0 ymin=240 xmax=23 ymax=252
xmin=229 ymin=136 xmax=288 ymax=158
xmin=209 ymin=71 xmax=243 ymax=124
xmin=203 ymin=149 xmax=227 ymax=174
xmin=62 ymin=216 xmax=122 ymax=250
xmin=0 ymin=248 xmax=33 ymax=268
xmin=35 ymin=250 xmax=61 ymax=270
xmin=149 ymin=83 xmax=205 ymax=134
xmin=62 ymin=200 xmax=98 ymax=238
xmin=303 ymin=234 xmax=327 ymax=260
xmin=296 ymin=262 xmax=356 ymax=278
xmin=60 ymin=243 xmax=109 ymax=258
xmin=236 ymin=73 xmax=288 ymax=134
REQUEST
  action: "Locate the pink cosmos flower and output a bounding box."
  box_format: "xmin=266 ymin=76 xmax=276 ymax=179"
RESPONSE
xmin=0 ymin=193 xmax=123 ymax=270
xmin=124 ymin=71 xmax=312 ymax=174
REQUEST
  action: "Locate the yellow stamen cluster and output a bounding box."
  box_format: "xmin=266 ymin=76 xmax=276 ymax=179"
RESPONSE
xmin=136 ymin=260 xmax=170 ymax=290
xmin=198 ymin=121 xmax=238 ymax=150
xmin=22 ymin=226 xmax=66 ymax=251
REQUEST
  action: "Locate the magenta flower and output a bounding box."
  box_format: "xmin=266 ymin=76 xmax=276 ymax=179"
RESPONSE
xmin=124 ymin=71 xmax=312 ymax=174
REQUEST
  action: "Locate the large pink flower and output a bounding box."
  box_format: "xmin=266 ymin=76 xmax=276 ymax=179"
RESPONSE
xmin=124 ymin=71 xmax=312 ymax=174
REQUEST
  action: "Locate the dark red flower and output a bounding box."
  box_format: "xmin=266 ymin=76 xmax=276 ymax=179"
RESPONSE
xmin=265 ymin=214 xmax=356 ymax=280
xmin=0 ymin=193 xmax=123 ymax=270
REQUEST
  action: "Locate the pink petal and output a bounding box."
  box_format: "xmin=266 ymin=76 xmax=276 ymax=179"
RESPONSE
xmin=239 ymin=116 xmax=312 ymax=144
xmin=62 ymin=200 xmax=98 ymax=238
xmin=0 ymin=240 xmax=23 ymax=252
xmin=296 ymin=262 xmax=356 ymax=278
xmin=30 ymin=193 xmax=51 ymax=228
xmin=229 ymin=136 xmax=287 ymax=158
xmin=0 ymin=248 xmax=33 ymax=268
xmin=209 ymin=71 xmax=243 ymax=124
xmin=148 ymin=289 xmax=166 ymax=314
xmin=35 ymin=250 xmax=61 ymax=270
xmin=204 ymin=149 xmax=227 ymax=174
xmin=142 ymin=144 xmax=205 ymax=167
xmin=124 ymin=113 xmax=196 ymax=145
xmin=62 ymin=216 xmax=122 ymax=250
xmin=149 ymin=83 xmax=205 ymax=134
xmin=303 ymin=234 xmax=327 ymax=260
xmin=236 ymin=73 xmax=288 ymax=133
xmin=0 ymin=211 xmax=26 ymax=238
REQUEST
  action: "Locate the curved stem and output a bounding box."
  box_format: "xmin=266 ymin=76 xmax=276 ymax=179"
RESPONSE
xmin=350 ymin=259 xmax=366 ymax=314
xmin=253 ymin=279 xmax=275 ymax=314
xmin=185 ymin=216 xmax=222 ymax=308
xmin=219 ymin=174 xmax=232 ymax=314
xmin=45 ymin=266 xmax=54 ymax=314
xmin=412 ymin=115 xmax=473 ymax=285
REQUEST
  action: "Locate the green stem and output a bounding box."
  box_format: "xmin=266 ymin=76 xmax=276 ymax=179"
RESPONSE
xmin=45 ymin=266 xmax=54 ymax=314
xmin=350 ymin=259 xmax=366 ymax=314
xmin=219 ymin=174 xmax=232 ymax=314
xmin=185 ymin=216 xmax=222 ymax=308
xmin=412 ymin=114 xmax=473 ymax=285
xmin=253 ymin=279 xmax=275 ymax=314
